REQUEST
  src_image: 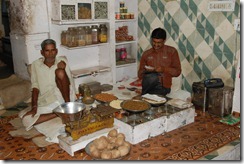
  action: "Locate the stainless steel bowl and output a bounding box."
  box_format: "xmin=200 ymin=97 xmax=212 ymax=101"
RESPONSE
xmin=53 ymin=102 xmax=86 ymax=124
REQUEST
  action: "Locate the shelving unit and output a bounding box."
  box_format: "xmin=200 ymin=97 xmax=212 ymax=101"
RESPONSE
xmin=48 ymin=0 xmax=138 ymax=88
xmin=113 ymin=0 xmax=138 ymax=82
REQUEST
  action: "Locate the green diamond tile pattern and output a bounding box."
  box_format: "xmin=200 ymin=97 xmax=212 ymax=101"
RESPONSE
xmin=138 ymin=0 xmax=240 ymax=92
xmin=223 ymin=1 xmax=240 ymax=23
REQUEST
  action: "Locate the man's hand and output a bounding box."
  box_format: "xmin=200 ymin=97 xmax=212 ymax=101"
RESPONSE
xmin=23 ymin=106 xmax=37 ymax=118
xmin=57 ymin=60 xmax=66 ymax=69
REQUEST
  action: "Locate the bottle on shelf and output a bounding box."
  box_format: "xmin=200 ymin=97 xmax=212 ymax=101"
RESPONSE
xmin=91 ymin=25 xmax=99 ymax=44
xmin=67 ymin=27 xmax=78 ymax=47
xmin=99 ymin=24 xmax=108 ymax=43
xmin=84 ymin=26 xmax=92 ymax=45
xmin=77 ymin=26 xmax=86 ymax=46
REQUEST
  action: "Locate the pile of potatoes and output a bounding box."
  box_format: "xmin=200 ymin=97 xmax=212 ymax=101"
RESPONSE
xmin=88 ymin=129 xmax=131 ymax=159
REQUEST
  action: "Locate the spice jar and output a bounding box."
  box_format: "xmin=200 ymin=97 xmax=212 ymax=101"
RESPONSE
xmin=77 ymin=26 xmax=86 ymax=46
xmin=99 ymin=24 xmax=108 ymax=43
xmin=84 ymin=26 xmax=92 ymax=45
xmin=91 ymin=25 xmax=99 ymax=44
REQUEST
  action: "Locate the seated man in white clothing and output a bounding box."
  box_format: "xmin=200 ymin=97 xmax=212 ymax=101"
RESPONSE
xmin=19 ymin=39 xmax=76 ymax=140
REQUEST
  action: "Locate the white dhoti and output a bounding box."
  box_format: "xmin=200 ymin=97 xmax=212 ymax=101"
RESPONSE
xmin=18 ymin=87 xmax=75 ymax=143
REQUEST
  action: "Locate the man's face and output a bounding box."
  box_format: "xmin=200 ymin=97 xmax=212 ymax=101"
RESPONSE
xmin=41 ymin=44 xmax=58 ymax=62
xmin=152 ymin=38 xmax=165 ymax=50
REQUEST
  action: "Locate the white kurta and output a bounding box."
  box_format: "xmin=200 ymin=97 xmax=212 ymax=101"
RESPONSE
xmin=19 ymin=56 xmax=76 ymax=143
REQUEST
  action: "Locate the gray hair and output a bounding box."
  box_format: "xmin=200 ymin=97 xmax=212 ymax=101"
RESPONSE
xmin=41 ymin=39 xmax=56 ymax=50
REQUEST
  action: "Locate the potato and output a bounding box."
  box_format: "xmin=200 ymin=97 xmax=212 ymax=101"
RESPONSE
xmin=107 ymin=142 xmax=116 ymax=150
xmin=117 ymin=133 xmax=125 ymax=140
xmin=100 ymin=136 xmax=109 ymax=142
xmin=108 ymin=136 xmax=117 ymax=143
xmin=122 ymin=141 xmax=131 ymax=149
xmin=90 ymin=148 xmax=101 ymax=159
xmin=118 ymin=145 xmax=130 ymax=156
xmin=89 ymin=143 xmax=97 ymax=152
xmin=115 ymin=137 xmax=124 ymax=146
xmin=108 ymin=129 xmax=118 ymax=137
xmin=92 ymin=138 xmax=107 ymax=150
xmin=111 ymin=149 xmax=121 ymax=159
xmin=101 ymin=150 xmax=112 ymax=159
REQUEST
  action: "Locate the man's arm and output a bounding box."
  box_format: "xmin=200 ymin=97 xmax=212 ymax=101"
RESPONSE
xmin=23 ymin=87 xmax=39 ymax=117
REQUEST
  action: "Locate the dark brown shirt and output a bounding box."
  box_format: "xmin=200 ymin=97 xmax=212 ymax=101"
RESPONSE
xmin=138 ymin=45 xmax=181 ymax=88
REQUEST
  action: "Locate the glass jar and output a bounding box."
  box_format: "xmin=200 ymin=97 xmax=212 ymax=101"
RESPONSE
xmin=66 ymin=29 xmax=71 ymax=47
xmin=99 ymin=24 xmax=108 ymax=43
xmin=67 ymin=27 xmax=78 ymax=47
xmin=115 ymin=12 xmax=120 ymax=20
xmin=120 ymin=13 xmax=125 ymax=19
xmin=120 ymin=48 xmax=127 ymax=60
xmin=84 ymin=26 xmax=92 ymax=45
xmin=120 ymin=1 xmax=125 ymax=8
xmin=77 ymin=26 xmax=86 ymax=46
xmin=61 ymin=30 xmax=67 ymax=46
xmin=91 ymin=25 xmax=99 ymax=44
xmin=125 ymin=13 xmax=130 ymax=19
